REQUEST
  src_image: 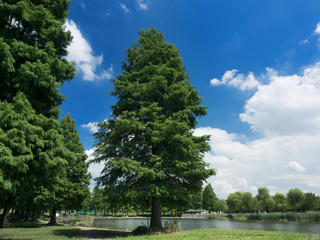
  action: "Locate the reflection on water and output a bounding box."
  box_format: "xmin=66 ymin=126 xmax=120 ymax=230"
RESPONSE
xmin=92 ymin=218 xmax=320 ymax=235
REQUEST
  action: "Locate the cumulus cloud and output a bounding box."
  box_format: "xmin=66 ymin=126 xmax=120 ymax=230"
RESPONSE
xmin=137 ymin=0 xmax=149 ymax=10
xmin=195 ymin=127 xmax=320 ymax=199
xmin=210 ymin=69 xmax=260 ymax=90
xmin=205 ymin=60 xmax=320 ymax=198
xmin=240 ymin=63 xmax=320 ymax=137
xmin=120 ymin=3 xmax=130 ymax=13
xmin=81 ymin=122 xmax=99 ymax=133
xmin=65 ymin=19 xmax=113 ymax=81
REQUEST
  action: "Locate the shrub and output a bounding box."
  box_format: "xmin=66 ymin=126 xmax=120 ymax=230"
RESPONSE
xmin=227 ymin=214 xmax=237 ymax=220
xmin=76 ymin=215 xmax=93 ymax=227
xmin=206 ymin=213 xmax=218 ymax=219
xmin=132 ymin=225 xmax=149 ymax=236
xmin=163 ymin=219 xmax=181 ymax=233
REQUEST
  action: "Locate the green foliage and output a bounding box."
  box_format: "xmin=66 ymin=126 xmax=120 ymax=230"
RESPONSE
xmin=90 ymin=186 xmax=105 ymax=214
xmin=302 ymin=193 xmax=319 ymax=211
xmin=76 ymin=215 xmax=93 ymax=227
xmin=56 ymin=113 xmax=91 ymax=211
xmin=256 ymin=187 xmax=274 ymax=212
xmin=0 ymin=93 xmax=66 ymax=197
xmin=287 ymin=188 xmax=306 ymax=212
xmin=202 ymin=184 xmax=217 ymax=211
xmin=240 ymin=192 xmax=254 ymax=213
xmin=163 ymin=219 xmax=181 ymax=233
xmin=0 ymin=93 xmax=71 ymax=227
xmin=0 ymin=0 xmax=75 ymax=118
xmin=273 ymin=193 xmax=289 ymax=212
xmin=188 ymin=189 xmax=203 ymax=210
xmin=215 ymin=199 xmax=228 ymax=212
xmin=94 ymin=28 xmax=214 ymax=227
xmin=132 ymin=225 xmax=150 ymax=236
xmin=227 ymin=192 xmax=242 ymax=213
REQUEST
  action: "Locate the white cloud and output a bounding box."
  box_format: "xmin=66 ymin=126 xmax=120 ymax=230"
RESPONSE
xmin=299 ymin=39 xmax=308 ymax=45
xmin=314 ymin=22 xmax=320 ymax=35
xmin=240 ymin=63 xmax=320 ymax=137
xmin=86 ymin=148 xmax=105 ymax=190
xmin=137 ymin=0 xmax=149 ymax=10
xmin=289 ymin=161 xmax=306 ymax=173
xmin=65 ymin=19 xmax=113 ymax=81
xmin=210 ymin=69 xmax=260 ymax=90
xmin=195 ymin=127 xmax=320 ymax=199
xmin=81 ymin=122 xmax=99 ymax=133
xmin=204 ymin=60 xmax=320 ymax=198
xmin=120 ymin=3 xmax=130 ymax=13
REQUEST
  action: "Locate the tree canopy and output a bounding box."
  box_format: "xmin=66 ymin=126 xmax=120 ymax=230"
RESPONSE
xmin=202 ymin=184 xmax=217 ymax=211
xmin=0 ymin=0 xmax=75 ymax=118
xmin=0 ymin=0 xmax=85 ymax=228
xmin=94 ymin=27 xmax=214 ymax=230
xmin=0 ymin=93 xmax=68 ymax=227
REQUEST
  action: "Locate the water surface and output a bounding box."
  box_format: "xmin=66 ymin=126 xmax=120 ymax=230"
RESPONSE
xmin=92 ymin=217 xmax=320 ymax=235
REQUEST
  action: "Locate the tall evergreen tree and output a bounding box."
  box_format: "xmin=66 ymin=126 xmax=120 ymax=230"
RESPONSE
xmin=0 ymin=0 xmax=75 ymax=118
xmin=202 ymin=184 xmax=217 ymax=211
xmin=47 ymin=113 xmax=91 ymax=225
xmin=0 ymin=0 xmax=77 ymax=227
xmin=0 ymin=93 xmax=68 ymax=227
xmin=60 ymin=113 xmax=91 ymax=211
xmin=94 ymin=28 xmax=214 ymax=231
xmin=189 ymin=189 xmax=203 ymax=210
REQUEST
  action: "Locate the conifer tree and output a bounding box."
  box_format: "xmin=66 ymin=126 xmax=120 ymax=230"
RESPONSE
xmin=0 ymin=93 xmax=67 ymax=227
xmin=94 ymin=28 xmax=214 ymax=231
xmin=0 ymin=0 xmax=77 ymax=227
xmin=46 ymin=113 xmax=91 ymax=225
xmin=202 ymin=184 xmax=217 ymax=211
xmin=59 ymin=113 xmax=91 ymax=211
xmin=0 ymin=0 xmax=75 ymax=118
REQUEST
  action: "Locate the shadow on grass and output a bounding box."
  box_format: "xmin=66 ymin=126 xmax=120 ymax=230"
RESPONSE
xmin=53 ymin=228 xmax=132 ymax=239
xmin=9 ymin=222 xmax=46 ymax=228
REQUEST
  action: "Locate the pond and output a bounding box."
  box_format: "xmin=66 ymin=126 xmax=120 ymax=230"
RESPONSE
xmin=92 ymin=217 xmax=320 ymax=235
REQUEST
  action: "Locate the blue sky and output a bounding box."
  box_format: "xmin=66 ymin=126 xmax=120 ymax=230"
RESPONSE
xmin=60 ymin=0 xmax=320 ymax=198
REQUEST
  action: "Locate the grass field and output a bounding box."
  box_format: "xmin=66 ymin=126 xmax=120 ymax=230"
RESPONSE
xmin=120 ymin=229 xmax=320 ymax=240
xmin=0 ymin=223 xmax=319 ymax=240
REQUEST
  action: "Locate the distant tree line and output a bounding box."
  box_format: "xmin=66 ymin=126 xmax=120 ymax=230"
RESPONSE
xmin=88 ymin=184 xmax=320 ymax=216
xmin=0 ymin=0 xmax=90 ymax=227
xmin=224 ymin=187 xmax=320 ymax=213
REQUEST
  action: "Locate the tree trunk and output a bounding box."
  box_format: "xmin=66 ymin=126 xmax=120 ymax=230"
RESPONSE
xmin=48 ymin=207 xmax=57 ymax=225
xmin=150 ymin=196 xmax=163 ymax=231
xmin=24 ymin=208 xmax=30 ymax=222
xmin=13 ymin=210 xmax=20 ymax=222
xmin=31 ymin=211 xmax=39 ymax=222
xmin=0 ymin=195 xmax=13 ymax=228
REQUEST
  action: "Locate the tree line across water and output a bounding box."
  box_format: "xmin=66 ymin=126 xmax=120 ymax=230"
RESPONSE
xmin=87 ymin=184 xmax=320 ymax=217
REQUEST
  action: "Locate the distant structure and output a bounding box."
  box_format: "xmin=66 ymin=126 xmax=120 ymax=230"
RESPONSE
xmin=181 ymin=209 xmax=208 ymax=218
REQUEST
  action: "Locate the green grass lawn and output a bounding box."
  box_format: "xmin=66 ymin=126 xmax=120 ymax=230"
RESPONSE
xmin=0 ymin=222 xmax=131 ymax=240
xmin=119 ymin=229 xmax=320 ymax=240
xmin=0 ymin=224 xmax=319 ymax=240
xmin=0 ymin=223 xmax=86 ymax=240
